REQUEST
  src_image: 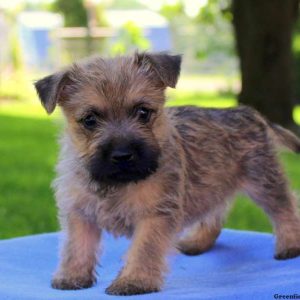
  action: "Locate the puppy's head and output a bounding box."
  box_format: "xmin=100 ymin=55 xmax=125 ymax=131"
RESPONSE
xmin=35 ymin=52 xmax=181 ymax=185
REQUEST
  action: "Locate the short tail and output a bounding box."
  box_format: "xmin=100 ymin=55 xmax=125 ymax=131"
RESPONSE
xmin=269 ymin=123 xmax=300 ymax=153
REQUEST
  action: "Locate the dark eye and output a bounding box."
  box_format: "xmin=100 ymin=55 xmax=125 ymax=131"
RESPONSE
xmin=82 ymin=114 xmax=97 ymax=129
xmin=136 ymin=107 xmax=152 ymax=123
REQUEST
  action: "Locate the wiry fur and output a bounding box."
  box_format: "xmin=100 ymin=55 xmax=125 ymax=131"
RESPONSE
xmin=35 ymin=52 xmax=300 ymax=296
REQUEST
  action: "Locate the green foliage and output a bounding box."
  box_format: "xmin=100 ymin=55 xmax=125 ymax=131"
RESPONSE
xmin=95 ymin=4 xmax=108 ymax=27
xmin=159 ymin=0 xmax=236 ymax=74
xmin=111 ymin=22 xmax=150 ymax=55
xmin=293 ymin=32 xmax=300 ymax=104
xmin=160 ymin=2 xmax=185 ymax=21
xmin=294 ymin=105 xmax=300 ymax=124
xmin=23 ymin=1 xmax=52 ymax=10
xmin=108 ymin=0 xmax=146 ymax=9
xmin=10 ymin=31 xmax=23 ymax=71
xmin=196 ymin=0 xmax=232 ymax=24
xmin=52 ymin=0 xmax=88 ymax=27
xmin=196 ymin=0 xmax=220 ymax=24
xmin=0 ymin=71 xmax=35 ymax=101
xmin=194 ymin=0 xmax=235 ymax=60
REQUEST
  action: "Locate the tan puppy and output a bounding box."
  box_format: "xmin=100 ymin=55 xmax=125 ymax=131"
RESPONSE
xmin=35 ymin=52 xmax=300 ymax=296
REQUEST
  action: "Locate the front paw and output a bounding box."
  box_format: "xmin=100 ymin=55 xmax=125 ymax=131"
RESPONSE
xmin=177 ymin=239 xmax=208 ymax=256
xmin=105 ymin=277 xmax=160 ymax=296
xmin=275 ymin=247 xmax=300 ymax=260
xmin=51 ymin=275 xmax=95 ymax=290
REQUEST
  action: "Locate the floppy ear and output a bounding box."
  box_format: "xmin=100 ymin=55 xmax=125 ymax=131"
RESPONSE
xmin=135 ymin=52 xmax=182 ymax=88
xmin=34 ymin=71 xmax=70 ymax=114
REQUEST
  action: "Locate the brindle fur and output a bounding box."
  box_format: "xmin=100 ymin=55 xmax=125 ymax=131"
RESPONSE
xmin=35 ymin=52 xmax=300 ymax=296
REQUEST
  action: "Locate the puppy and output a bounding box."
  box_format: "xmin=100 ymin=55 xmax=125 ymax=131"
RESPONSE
xmin=35 ymin=52 xmax=300 ymax=296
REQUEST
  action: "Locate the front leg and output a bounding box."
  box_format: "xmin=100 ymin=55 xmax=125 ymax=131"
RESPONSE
xmin=52 ymin=212 xmax=101 ymax=290
xmin=106 ymin=216 xmax=177 ymax=296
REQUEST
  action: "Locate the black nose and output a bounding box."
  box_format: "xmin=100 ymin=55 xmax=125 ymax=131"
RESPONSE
xmin=110 ymin=149 xmax=134 ymax=164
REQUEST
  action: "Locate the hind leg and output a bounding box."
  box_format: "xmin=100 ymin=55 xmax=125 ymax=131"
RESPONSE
xmin=177 ymin=218 xmax=222 ymax=256
xmin=242 ymin=148 xmax=300 ymax=259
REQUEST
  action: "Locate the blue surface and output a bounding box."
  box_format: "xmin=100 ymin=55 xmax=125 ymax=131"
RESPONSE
xmin=0 ymin=229 xmax=299 ymax=300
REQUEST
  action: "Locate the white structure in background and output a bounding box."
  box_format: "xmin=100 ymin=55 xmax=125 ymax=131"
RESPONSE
xmin=18 ymin=11 xmax=63 ymax=70
xmin=106 ymin=9 xmax=171 ymax=52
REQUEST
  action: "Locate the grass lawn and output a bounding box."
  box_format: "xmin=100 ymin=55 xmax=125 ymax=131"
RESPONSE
xmin=0 ymin=90 xmax=300 ymax=239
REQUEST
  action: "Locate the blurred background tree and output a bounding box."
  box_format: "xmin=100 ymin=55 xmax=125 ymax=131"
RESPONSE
xmin=195 ymin=0 xmax=234 ymax=65
xmin=188 ymin=0 xmax=300 ymax=129
xmin=232 ymin=0 xmax=300 ymax=129
xmin=111 ymin=21 xmax=150 ymax=54
xmin=294 ymin=12 xmax=300 ymax=109
xmin=52 ymin=0 xmax=88 ymax=27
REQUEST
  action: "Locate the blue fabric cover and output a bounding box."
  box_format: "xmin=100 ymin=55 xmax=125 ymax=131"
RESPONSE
xmin=0 ymin=229 xmax=299 ymax=300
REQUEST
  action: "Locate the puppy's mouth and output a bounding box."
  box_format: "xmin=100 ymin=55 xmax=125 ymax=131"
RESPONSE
xmin=88 ymin=144 xmax=160 ymax=185
xmin=102 ymin=163 xmax=158 ymax=184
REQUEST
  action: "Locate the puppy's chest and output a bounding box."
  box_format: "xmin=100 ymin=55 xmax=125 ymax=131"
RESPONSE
xmin=81 ymin=186 xmax=151 ymax=237
xmin=81 ymin=193 xmax=134 ymax=237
